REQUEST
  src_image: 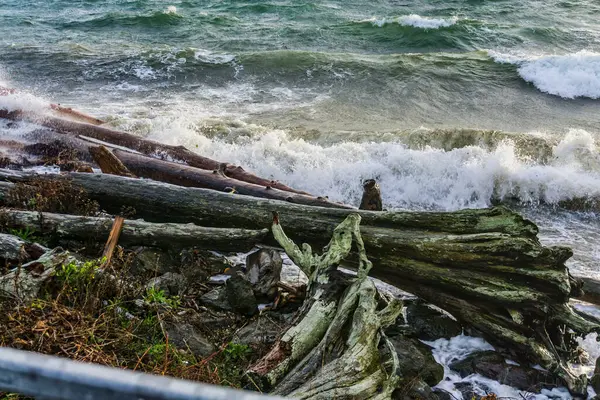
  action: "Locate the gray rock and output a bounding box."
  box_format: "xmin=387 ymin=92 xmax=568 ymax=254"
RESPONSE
xmin=245 ymin=249 xmax=282 ymax=302
xmin=164 ymin=314 xmax=216 ymax=358
xmin=406 ymin=300 xmax=462 ymax=340
xmin=146 ymin=272 xmax=188 ymax=297
xmin=131 ymin=247 xmax=178 ymax=276
xmin=280 ymin=256 xmax=308 ymax=289
xmin=180 ymin=249 xmax=233 ymax=282
xmin=449 ymin=350 xmax=557 ymax=391
xmin=200 ymin=287 xmax=232 ymax=311
xmin=225 ymin=272 xmax=258 ymax=316
xmin=390 ymin=336 xmax=444 ymax=387
xmin=232 ymin=314 xmax=283 ymax=347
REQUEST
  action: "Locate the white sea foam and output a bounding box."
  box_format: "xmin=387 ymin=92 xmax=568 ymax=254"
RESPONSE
xmin=144 ymin=124 xmax=600 ymax=211
xmin=428 ymin=334 xmax=598 ymax=399
xmin=0 ymin=91 xmax=49 ymax=114
xmin=365 ymin=14 xmax=458 ymax=29
xmin=165 ymin=6 xmax=177 ymax=15
xmin=194 ymin=49 xmax=235 ymax=64
xmin=490 ymin=50 xmax=600 ymax=99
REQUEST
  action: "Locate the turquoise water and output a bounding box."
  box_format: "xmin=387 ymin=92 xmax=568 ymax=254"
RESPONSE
xmin=2 ymin=1 xmax=600 ymax=278
xmin=1 ymin=0 xmax=600 ymax=132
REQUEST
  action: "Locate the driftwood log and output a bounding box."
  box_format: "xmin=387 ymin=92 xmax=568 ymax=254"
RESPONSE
xmin=0 ymin=169 xmax=596 ymax=395
xmin=89 ymin=146 xmax=135 ymax=178
xmin=0 ymin=109 xmax=311 ymax=195
xmin=112 ymin=149 xmax=351 ymax=209
xmin=0 ymin=209 xmax=268 ymax=252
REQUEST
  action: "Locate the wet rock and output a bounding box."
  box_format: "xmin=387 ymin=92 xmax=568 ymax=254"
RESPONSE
xmin=164 ymin=313 xmax=216 ymax=358
xmin=392 ymin=379 xmax=439 ymax=400
xmin=591 ymin=356 xmax=600 ymax=394
xmin=225 ymin=272 xmax=258 ymax=316
xmin=180 ymin=248 xmax=232 ymax=282
xmin=146 ymin=272 xmax=188 ymax=297
xmin=432 ymin=388 xmax=454 ymax=400
xmin=245 ymin=249 xmax=282 ymax=302
xmin=131 ymin=247 xmax=178 ymax=276
xmin=455 ymin=382 xmax=484 ymax=400
xmin=406 ymin=300 xmax=462 ymax=340
xmin=390 ymin=336 xmax=444 ymax=387
xmin=199 ymin=287 xmax=232 ymax=311
xmin=449 ymin=350 xmax=557 ymax=391
xmin=580 ymin=276 xmax=600 ymax=306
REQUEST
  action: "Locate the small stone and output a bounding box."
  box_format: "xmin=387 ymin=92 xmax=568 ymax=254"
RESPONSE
xmin=146 ymin=272 xmax=188 ymax=297
xmin=200 ymin=287 xmax=232 ymax=311
xmin=180 ymin=249 xmax=233 ymax=282
xmin=131 ymin=247 xmax=178 ymax=276
xmin=164 ymin=314 xmax=216 ymax=358
xmin=225 ymin=272 xmax=258 ymax=316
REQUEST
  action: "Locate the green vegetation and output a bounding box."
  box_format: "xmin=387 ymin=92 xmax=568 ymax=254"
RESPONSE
xmin=143 ymin=286 xmax=181 ymax=309
xmin=9 ymin=227 xmax=37 ymax=242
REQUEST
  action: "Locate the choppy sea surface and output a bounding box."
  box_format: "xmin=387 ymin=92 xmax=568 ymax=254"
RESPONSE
xmin=1 ymin=1 xmax=600 ymax=397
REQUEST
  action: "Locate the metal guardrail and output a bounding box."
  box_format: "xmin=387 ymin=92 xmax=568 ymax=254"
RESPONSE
xmin=0 ymin=347 xmax=283 ymax=400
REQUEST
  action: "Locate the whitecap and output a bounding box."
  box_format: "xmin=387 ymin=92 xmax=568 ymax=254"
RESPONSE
xmin=490 ymin=50 xmax=600 ymax=99
xmin=364 ymin=15 xmax=458 ymax=29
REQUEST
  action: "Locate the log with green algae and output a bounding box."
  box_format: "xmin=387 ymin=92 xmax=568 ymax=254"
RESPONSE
xmin=1 ymin=170 xmax=599 ymax=395
xmin=250 ymin=212 xmax=402 ymax=399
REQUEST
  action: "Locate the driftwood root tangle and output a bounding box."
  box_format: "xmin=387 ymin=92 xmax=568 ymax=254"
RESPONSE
xmin=251 ymin=213 xmax=402 ymax=399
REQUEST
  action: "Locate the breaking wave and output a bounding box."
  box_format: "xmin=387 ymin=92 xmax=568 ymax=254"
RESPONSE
xmin=490 ymin=50 xmax=600 ymax=99
xmin=363 ymin=15 xmax=459 ymax=29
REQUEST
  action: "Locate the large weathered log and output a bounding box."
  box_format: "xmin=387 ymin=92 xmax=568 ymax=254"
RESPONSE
xmin=250 ymin=213 xmax=402 ymax=399
xmin=0 ymin=169 xmax=596 ymax=394
xmin=0 ymin=208 xmax=268 ymax=252
xmin=112 ymin=149 xmax=352 ymax=208
xmin=0 ymin=109 xmax=311 ymax=195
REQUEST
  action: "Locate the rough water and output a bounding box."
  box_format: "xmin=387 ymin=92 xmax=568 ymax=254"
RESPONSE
xmin=1 ymin=0 xmax=600 ymax=397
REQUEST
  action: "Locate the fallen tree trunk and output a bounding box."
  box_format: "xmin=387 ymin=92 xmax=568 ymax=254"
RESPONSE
xmin=112 ymin=149 xmax=352 ymax=208
xmin=0 ymin=209 xmax=268 ymax=252
xmin=0 ymin=109 xmax=311 ymax=195
xmin=0 ymin=169 xmax=597 ymax=395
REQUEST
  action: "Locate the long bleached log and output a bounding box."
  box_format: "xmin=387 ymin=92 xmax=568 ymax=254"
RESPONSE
xmin=0 ymin=109 xmax=311 ymax=195
xmin=0 ymin=169 xmax=596 ymax=394
xmin=0 ymin=208 xmax=268 ymax=252
xmin=112 ymin=149 xmax=352 ymax=209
